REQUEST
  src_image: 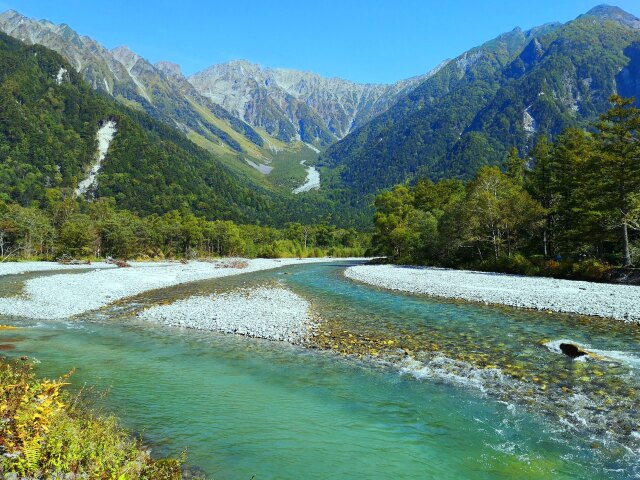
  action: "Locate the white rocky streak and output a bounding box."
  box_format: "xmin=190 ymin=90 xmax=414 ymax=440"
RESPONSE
xmin=55 ymin=67 xmax=67 ymax=85
xmin=75 ymin=120 xmax=117 ymax=197
xmin=139 ymin=287 xmax=313 ymax=344
xmin=0 ymin=258 xmax=334 ymax=319
xmin=345 ymin=265 xmax=640 ymax=322
xmin=523 ymin=105 xmax=537 ymax=135
xmin=292 ymin=161 xmax=320 ymax=194
xmin=304 ymin=142 xmax=321 ymax=154
xmin=245 ymin=158 xmax=273 ymax=174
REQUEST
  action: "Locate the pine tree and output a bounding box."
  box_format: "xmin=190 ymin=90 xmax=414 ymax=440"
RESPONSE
xmin=596 ymin=95 xmax=640 ymax=267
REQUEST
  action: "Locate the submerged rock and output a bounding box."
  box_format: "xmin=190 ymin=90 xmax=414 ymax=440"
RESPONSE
xmin=559 ymin=342 xmax=588 ymax=359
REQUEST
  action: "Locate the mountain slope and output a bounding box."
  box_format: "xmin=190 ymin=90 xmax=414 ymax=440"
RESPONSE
xmin=0 ymin=31 xmax=274 ymax=222
xmin=0 ymin=10 xmax=331 ymax=196
xmin=188 ymin=60 xmax=439 ymax=146
xmin=0 ymin=10 xmax=266 ymax=157
xmin=318 ymin=5 xmax=640 ymax=206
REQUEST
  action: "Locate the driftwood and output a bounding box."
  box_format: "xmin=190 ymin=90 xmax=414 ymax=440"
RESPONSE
xmin=57 ymin=254 xmax=91 ymax=265
xmin=215 ymin=259 xmax=249 ymax=269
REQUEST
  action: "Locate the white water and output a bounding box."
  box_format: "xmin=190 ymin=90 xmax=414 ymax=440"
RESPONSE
xmin=545 ymin=339 xmax=640 ymax=369
xmin=292 ymin=160 xmax=320 ymax=194
xmin=75 ymin=120 xmax=117 ymax=198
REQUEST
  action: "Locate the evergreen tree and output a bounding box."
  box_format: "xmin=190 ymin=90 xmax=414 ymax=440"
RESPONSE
xmin=595 ymin=95 xmax=640 ymax=266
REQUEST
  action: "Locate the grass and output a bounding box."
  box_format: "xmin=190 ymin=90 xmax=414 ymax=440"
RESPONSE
xmin=0 ymin=357 xmax=189 ymax=479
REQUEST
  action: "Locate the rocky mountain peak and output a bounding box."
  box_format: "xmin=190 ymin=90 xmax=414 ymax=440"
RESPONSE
xmin=111 ymin=45 xmax=144 ymax=68
xmin=155 ymin=60 xmax=184 ymax=78
xmin=582 ymin=4 xmax=640 ymax=29
xmin=0 ymin=9 xmax=22 ymax=21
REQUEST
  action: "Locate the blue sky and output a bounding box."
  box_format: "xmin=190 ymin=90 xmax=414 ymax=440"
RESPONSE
xmin=2 ymin=1 xmax=640 ymax=83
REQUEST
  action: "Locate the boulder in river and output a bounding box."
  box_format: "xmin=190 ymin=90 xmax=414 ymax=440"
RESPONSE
xmin=559 ymin=343 xmax=588 ymax=359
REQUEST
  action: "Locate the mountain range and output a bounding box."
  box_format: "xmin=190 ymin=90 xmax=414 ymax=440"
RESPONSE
xmin=0 ymin=9 xmax=432 ymax=185
xmin=1 ymin=5 xmax=640 ymax=227
xmin=315 ymin=5 xmax=640 ymax=219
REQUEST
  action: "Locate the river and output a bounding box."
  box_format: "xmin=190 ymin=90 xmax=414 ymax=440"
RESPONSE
xmin=1 ymin=260 xmax=638 ymax=479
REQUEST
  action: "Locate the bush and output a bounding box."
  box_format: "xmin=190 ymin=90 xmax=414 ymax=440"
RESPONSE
xmin=0 ymin=358 xmax=184 ymax=479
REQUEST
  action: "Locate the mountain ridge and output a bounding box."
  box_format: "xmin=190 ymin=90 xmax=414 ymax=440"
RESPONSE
xmin=316 ymin=5 xmax=640 ymax=224
xmin=188 ymin=59 xmax=439 ymax=144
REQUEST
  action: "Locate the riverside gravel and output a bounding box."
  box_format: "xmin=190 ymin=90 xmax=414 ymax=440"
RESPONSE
xmin=0 ymin=262 xmax=116 ymax=276
xmin=345 ymin=265 xmax=640 ymax=322
xmin=0 ymin=258 xmax=334 ymax=319
xmin=138 ymin=287 xmax=313 ymax=343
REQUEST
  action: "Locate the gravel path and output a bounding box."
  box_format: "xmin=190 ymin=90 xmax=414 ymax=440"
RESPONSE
xmin=139 ymin=287 xmax=313 ymax=343
xmin=0 ymin=258 xmax=333 ymax=319
xmin=345 ymin=265 xmax=640 ymax=322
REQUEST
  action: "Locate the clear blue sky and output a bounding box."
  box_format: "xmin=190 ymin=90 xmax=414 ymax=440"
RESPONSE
xmin=2 ymin=1 xmax=639 ymax=83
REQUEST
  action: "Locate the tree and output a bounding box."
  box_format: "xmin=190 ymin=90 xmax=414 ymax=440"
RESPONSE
xmin=372 ymin=185 xmax=417 ymax=261
xmin=595 ymin=95 xmax=640 ymax=267
xmin=547 ymin=129 xmax=601 ymax=258
xmin=463 ymin=167 xmax=544 ymax=260
xmin=526 ymin=136 xmax=554 ymax=255
xmin=56 ymin=214 xmax=95 ymax=258
xmin=505 ymin=147 xmax=526 ymax=185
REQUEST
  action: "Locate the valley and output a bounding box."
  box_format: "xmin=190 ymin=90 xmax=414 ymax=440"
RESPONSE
xmin=1 ymin=3 xmax=640 ymax=479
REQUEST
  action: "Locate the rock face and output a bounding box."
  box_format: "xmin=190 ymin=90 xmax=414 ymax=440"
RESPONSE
xmin=188 ymin=60 xmax=440 ymax=146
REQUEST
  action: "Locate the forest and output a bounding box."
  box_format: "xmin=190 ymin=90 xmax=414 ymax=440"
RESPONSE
xmin=370 ymin=95 xmax=640 ymax=277
xmin=0 ymin=195 xmax=368 ymax=261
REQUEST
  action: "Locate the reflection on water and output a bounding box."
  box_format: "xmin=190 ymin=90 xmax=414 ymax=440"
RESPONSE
xmin=0 ymin=262 xmax=639 ymax=479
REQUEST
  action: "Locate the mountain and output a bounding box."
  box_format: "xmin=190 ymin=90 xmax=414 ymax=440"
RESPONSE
xmin=0 ymin=10 xmax=332 ymax=195
xmin=0 ymin=9 xmax=436 ymax=153
xmin=0 ymin=30 xmax=274 ymax=222
xmin=188 ymin=60 xmax=438 ymax=146
xmin=0 ymin=10 xmax=269 ymax=160
xmin=318 ymin=5 xmax=640 ymax=211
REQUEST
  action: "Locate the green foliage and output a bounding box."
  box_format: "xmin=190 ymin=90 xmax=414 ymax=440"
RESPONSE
xmin=371 ymin=167 xmax=544 ymax=265
xmin=0 ymin=196 xmax=370 ymax=261
xmin=0 ymin=357 xmax=184 ymax=479
xmin=370 ymin=96 xmax=640 ymax=273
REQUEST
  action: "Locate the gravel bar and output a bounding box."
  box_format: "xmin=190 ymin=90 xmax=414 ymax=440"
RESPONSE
xmin=0 ymin=261 xmax=116 ymax=276
xmin=139 ymin=287 xmax=313 ymax=344
xmin=345 ymin=265 xmax=640 ymax=322
xmin=0 ymin=258 xmax=335 ymax=319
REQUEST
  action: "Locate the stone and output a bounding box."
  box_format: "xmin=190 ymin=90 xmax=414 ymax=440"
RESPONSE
xmin=559 ymin=342 xmax=588 ymax=358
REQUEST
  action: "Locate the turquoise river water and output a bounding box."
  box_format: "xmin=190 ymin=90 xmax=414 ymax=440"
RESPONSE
xmin=1 ymin=261 xmax=639 ymax=479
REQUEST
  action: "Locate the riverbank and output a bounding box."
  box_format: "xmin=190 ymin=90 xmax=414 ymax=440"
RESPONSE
xmin=344 ymin=265 xmax=640 ymax=322
xmin=0 ymin=258 xmax=345 ymax=320
xmin=0 ymin=357 xmax=185 ymax=478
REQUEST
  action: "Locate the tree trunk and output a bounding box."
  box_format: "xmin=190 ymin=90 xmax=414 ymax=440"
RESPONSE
xmin=622 ymin=220 xmax=633 ymax=267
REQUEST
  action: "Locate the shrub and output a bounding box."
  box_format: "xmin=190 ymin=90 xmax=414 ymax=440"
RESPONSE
xmin=0 ymin=358 xmax=184 ymax=479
